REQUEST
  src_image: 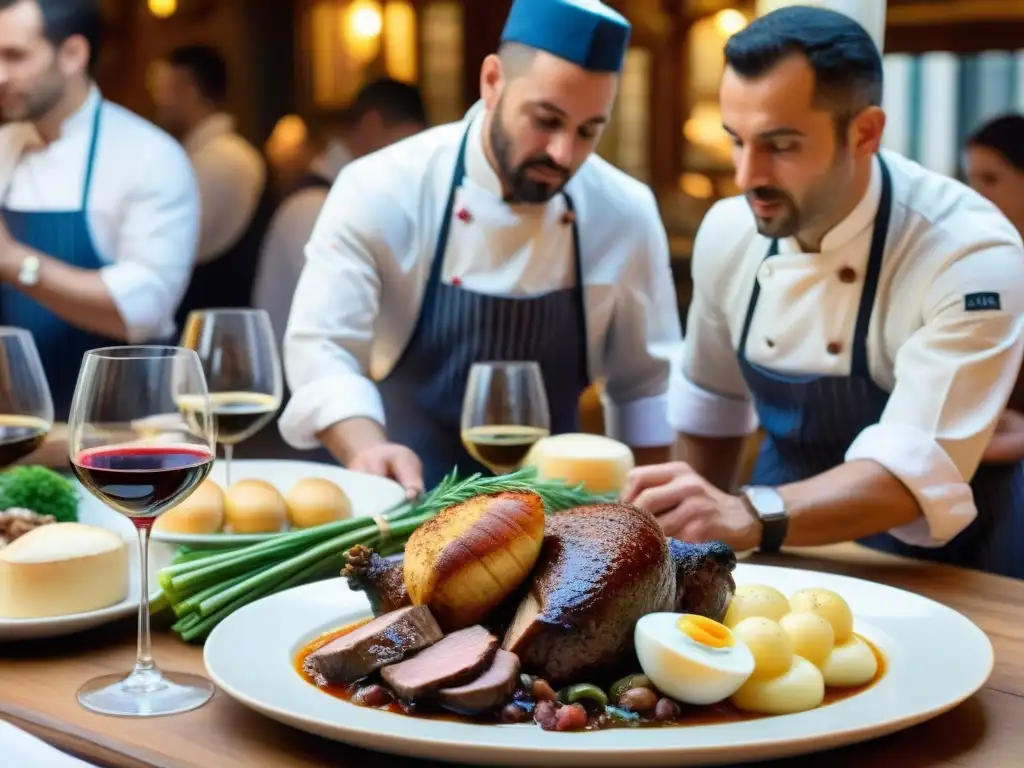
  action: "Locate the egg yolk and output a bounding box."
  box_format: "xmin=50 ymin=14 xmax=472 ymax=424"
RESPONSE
xmin=676 ymin=614 xmax=735 ymax=649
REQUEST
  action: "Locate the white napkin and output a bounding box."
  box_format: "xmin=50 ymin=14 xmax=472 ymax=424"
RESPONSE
xmin=0 ymin=719 xmax=100 ymax=768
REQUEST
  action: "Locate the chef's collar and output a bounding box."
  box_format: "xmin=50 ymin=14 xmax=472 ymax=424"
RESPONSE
xmin=777 ymin=154 xmax=883 ymax=256
xmin=25 ymin=82 xmax=100 ymax=148
xmin=184 ymin=112 xmax=236 ymax=156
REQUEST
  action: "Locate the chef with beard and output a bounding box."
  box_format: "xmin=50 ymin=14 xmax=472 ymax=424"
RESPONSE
xmin=622 ymin=7 xmax=1024 ymax=578
xmin=279 ymin=0 xmax=682 ymax=494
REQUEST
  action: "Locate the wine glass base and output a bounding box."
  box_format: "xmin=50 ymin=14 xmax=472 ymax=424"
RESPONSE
xmin=76 ymin=667 xmax=215 ymax=718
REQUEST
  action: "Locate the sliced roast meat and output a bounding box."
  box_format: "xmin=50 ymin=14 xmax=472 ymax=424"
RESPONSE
xmin=303 ymin=605 xmax=443 ymax=687
xmin=381 ymin=625 xmax=498 ymax=700
xmin=438 ymin=649 xmax=521 ymax=715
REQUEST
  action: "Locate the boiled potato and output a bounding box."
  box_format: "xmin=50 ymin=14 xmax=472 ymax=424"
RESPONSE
xmin=731 ymin=616 xmax=793 ymax=680
xmin=286 ymin=477 xmax=351 ymax=528
xmin=779 ymin=611 xmax=835 ymax=669
xmin=822 ymin=634 xmax=878 ymax=688
xmin=789 ymin=587 xmax=854 ymax=644
xmin=724 ymin=584 xmax=790 ymax=628
xmin=154 ymin=480 xmax=224 ymax=534
xmin=224 ymin=479 xmax=287 ymax=534
xmin=731 ymin=655 xmax=825 ymax=715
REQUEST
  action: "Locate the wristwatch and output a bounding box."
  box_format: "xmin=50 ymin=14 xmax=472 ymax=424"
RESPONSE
xmin=17 ymin=254 xmax=40 ymax=286
xmin=740 ymin=485 xmax=788 ymax=553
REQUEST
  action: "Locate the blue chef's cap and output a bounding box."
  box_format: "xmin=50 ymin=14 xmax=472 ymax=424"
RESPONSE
xmin=500 ymin=0 xmax=631 ymax=74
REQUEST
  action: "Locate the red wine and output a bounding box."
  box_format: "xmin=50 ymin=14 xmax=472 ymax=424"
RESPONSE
xmin=0 ymin=415 xmax=49 ymax=467
xmin=72 ymin=445 xmax=213 ymax=527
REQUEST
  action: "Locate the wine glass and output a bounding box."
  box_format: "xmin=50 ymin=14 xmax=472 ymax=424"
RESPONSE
xmin=460 ymin=361 xmax=551 ymax=475
xmin=68 ymin=346 xmax=216 ymax=717
xmin=0 ymin=327 xmax=53 ymax=467
xmin=178 ymin=309 xmax=283 ymax=487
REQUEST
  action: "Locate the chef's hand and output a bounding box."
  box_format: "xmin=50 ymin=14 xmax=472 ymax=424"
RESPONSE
xmin=348 ymin=443 xmax=425 ymax=500
xmin=621 ymin=462 xmax=760 ymax=552
xmin=982 ymin=409 xmax=1024 ymax=465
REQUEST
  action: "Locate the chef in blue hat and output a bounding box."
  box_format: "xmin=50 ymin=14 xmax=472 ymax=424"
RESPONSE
xmin=277 ymin=0 xmax=682 ymax=492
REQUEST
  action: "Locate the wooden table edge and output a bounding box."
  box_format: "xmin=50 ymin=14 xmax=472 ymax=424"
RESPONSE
xmin=1 ymin=704 xmax=181 ymax=768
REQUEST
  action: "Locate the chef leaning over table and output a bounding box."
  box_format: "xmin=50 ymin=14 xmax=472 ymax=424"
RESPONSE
xmin=279 ymin=0 xmax=682 ymax=492
xmin=0 ymin=0 xmax=198 ymax=420
xmin=622 ymin=6 xmax=1024 ymax=579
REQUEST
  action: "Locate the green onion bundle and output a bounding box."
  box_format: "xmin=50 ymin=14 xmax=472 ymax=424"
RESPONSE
xmin=156 ymin=466 xmax=613 ymax=643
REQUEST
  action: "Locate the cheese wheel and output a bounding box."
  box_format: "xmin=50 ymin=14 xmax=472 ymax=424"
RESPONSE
xmin=0 ymin=523 xmax=130 ymax=618
xmin=523 ymin=433 xmax=635 ymax=494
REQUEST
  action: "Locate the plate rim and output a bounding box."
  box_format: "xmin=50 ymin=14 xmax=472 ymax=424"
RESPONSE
xmin=203 ymin=563 xmax=994 ymax=766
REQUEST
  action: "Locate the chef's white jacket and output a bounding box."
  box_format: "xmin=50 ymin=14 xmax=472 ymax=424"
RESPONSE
xmin=279 ymin=109 xmax=683 ymax=450
xmin=671 ymin=149 xmax=1024 ymax=548
xmin=0 ymin=84 xmax=199 ymax=342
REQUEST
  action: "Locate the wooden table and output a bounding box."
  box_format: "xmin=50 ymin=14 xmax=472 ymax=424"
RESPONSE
xmin=2 ymin=544 xmax=1023 ymax=768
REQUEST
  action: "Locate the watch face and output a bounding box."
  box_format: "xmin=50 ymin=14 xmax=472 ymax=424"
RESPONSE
xmin=748 ymin=487 xmax=786 ymax=518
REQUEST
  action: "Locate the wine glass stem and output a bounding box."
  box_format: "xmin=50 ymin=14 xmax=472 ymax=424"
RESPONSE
xmin=135 ymin=525 xmax=155 ymax=674
xmin=223 ymin=443 xmax=233 ymax=487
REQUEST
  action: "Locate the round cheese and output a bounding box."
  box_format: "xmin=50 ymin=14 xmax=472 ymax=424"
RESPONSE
xmin=0 ymin=523 xmax=130 ymax=618
xmin=523 ymin=433 xmax=635 ymax=494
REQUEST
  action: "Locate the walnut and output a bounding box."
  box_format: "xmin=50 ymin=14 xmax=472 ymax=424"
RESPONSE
xmin=0 ymin=507 xmax=56 ymax=545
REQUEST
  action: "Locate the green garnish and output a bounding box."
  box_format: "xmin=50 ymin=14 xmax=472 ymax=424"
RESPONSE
xmin=0 ymin=465 xmax=78 ymax=522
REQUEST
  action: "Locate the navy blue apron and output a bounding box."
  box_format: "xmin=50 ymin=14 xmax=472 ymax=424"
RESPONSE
xmin=739 ymin=156 xmax=1024 ymax=579
xmin=0 ymin=100 xmax=125 ymax=421
xmin=376 ymin=126 xmax=590 ymax=488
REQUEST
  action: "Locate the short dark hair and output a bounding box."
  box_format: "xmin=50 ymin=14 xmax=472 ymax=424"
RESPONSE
xmin=166 ymin=44 xmax=228 ymax=104
xmin=349 ymin=77 xmax=426 ymax=127
xmin=0 ymin=0 xmax=103 ymax=73
xmin=723 ymin=6 xmax=882 ymax=120
xmin=966 ymin=114 xmax=1024 ymax=172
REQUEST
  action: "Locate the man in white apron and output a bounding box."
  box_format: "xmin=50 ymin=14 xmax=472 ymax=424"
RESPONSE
xmin=279 ymin=0 xmax=682 ymax=493
xmin=623 ymin=6 xmax=1024 ymax=578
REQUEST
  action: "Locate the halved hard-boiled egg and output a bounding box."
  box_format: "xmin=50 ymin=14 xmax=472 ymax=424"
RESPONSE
xmin=729 ymin=616 xmax=825 ymax=715
xmin=723 ymin=584 xmax=790 ymax=628
xmin=822 ymin=634 xmax=878 ymax=687
xmin=634 ymin=613 xmax=755 ymax=705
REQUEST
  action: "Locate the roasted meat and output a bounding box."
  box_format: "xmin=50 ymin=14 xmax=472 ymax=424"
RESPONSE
xmin=342 ymin=545 xmax=410 ymax=615
xmin=380 ymin=625 xmax=498 ymax=699
xmin=438 ymin=649 xmax=521 ymax=715
xmin=668 ymin=538 xmax=737 ymax=622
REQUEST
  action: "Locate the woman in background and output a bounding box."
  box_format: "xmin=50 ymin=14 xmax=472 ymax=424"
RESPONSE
xmin=965 ymin=114 xmax=1024 ymax=464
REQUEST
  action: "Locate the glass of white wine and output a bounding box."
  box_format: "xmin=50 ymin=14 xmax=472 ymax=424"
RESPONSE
xmin=0 ymin=327 xmax=53 ymax=467
xmin=177 ymin=309 xmax=283 ymax=486
xmin=460 ymin=361 xmax=551 ymax=475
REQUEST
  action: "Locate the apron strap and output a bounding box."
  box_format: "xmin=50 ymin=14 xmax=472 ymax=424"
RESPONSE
xmin=561 ymin=191 xmax=589 ymax=383
xmin=850 ymin=156 xmax=893 ymax=379
xmin=79 ymin=99 xmax=104 ymax=212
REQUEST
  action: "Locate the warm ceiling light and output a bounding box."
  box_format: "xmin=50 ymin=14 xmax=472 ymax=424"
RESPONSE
xmin=714 ymin=9 xmax=748 ymax=36
xmin=351 ymin=1 xmax=383 ymax=38
xmin=148 ymin=0 xmax=177 ymax=19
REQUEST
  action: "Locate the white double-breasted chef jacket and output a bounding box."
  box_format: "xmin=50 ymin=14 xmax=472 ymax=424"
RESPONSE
xmin=278 ymin=108 xmax=683 ymax=450
xmin=671 ymin=150 xmax=1024 ymax=548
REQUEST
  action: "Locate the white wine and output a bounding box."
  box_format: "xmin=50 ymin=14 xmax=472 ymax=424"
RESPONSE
xmin=177 ymin=391 xmax=280 ymax=446
xmin=461 ymin=425 xmax=550 ymax=473
xmin=0 ymin=414 xmax=49 ymax=467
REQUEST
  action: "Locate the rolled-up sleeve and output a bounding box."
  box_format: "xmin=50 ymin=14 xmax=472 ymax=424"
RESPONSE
xmin=278 ymin=163 xmax=397 ymax=449
xmin=601 ymin=189 xmax=683 ymax=447
xmin=100 ymin=143 xmax=199 ymax=343
xmin=846 ymin=233 xmax=1024 ymax=546
xmin=668 ymin=201 xmax=759 ymax=438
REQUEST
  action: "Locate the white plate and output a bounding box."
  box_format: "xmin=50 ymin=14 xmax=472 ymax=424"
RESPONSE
xmin=204 ymin=564 xmax=993 ymax=766
xmin=0 ymin=489 xmax=142 ymax=641
xmin=150 ymin=459 xmax=407 ymax=548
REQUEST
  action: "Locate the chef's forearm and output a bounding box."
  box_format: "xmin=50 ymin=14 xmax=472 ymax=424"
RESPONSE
xmin=317 ymin=417 xmax=389 ymax=465
xmin=776 ymin=459 xmax=921 ymax=546
xmin=677 ymin=433 xmax=745 ymax=492
xmin=1 ymin=245 xmax=129 ymax=339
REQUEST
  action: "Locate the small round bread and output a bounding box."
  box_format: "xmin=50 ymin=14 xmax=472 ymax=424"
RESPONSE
xmin=285 ymin=477 xmax=352 ymax=529
xmin=224 ymin=479 xmax=287 ymax=534
xmin=154 ymin=480 xmax=225 ymax=534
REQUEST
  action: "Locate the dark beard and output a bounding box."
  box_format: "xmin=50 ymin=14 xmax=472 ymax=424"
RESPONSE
xmin=489 ymin=104 xmax=569 ymax=204
xmin=745 ymin=186 xmax=800 ymax=239
xmin=3 ymin=67 xmax=65 ymax=124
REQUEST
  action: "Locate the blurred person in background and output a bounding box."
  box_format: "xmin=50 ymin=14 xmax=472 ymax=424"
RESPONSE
xmin=278 ymin=0 xmax=682 ymax=493
xmin=150 ymin=44 xmax=273 ymax=329
xmin=0 ymin=0 xmax=198 ymax=419
xmin=253 ymin=78 xmax=427 ymax=350
xmin=964 ymin=114 xmax=1024 ymax=465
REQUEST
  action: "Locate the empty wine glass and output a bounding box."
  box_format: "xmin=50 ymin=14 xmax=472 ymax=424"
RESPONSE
xmin=460 ymin=361 xmax=551 ymax=475
xmin=68 ymin=346 xmax=216 ymax=717
xmin=0 ymin=327 xmax=53 ymax=467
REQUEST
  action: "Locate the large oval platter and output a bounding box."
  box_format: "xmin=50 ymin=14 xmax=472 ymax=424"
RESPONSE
xmin=204 ymin=563 xmax=993 ymax=766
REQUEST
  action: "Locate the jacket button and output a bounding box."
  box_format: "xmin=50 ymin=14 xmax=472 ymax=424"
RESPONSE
xmin=826 ymin=342 xmax=843 ymax=355
xmin=765 ymin=338 xmax=775 ymax=348
xmin=838 ymin=267 xmax=857 ymax=283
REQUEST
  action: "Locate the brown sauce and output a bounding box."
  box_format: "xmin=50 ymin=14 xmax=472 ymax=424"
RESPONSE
xmin=295 ymin=619 xmax=887 ymax=728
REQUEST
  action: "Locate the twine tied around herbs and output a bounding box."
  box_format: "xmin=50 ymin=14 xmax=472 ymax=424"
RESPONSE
xmin=371 ymin=514 xmax=392 ymax=543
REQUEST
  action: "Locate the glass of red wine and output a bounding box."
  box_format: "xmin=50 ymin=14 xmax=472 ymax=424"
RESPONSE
xmin=0 ymin=327 xmax=53 ymax=467
xmin=68 ymin=345 xmax=216 ymax=717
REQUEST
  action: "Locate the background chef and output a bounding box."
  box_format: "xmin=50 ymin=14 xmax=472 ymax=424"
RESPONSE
xmin=0 ymin=0 xmax=198 ymax=419
xmin=279 ymin=0 xmax=682 ymax=493
xmin=623 ymin=6 xmax=1024 ymax=578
